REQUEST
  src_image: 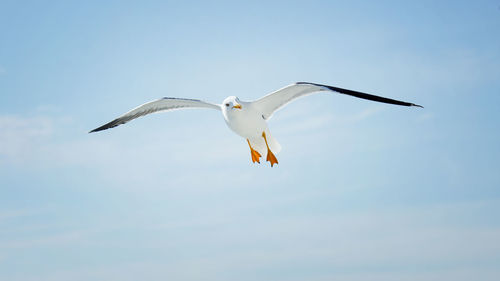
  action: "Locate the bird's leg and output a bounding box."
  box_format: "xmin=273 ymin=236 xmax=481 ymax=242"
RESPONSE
xmin=247 ymin=139 xmax=261 ymax=164
xmin=262 ymin=132 xmax=278 ymax=167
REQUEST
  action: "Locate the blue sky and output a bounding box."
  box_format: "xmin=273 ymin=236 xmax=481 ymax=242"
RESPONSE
xmin=1 ymin=0 xmax=499 ymax=280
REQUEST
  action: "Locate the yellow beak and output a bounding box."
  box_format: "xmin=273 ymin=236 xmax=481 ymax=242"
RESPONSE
xmin=232 ymin=104 xmax=242 ymax=109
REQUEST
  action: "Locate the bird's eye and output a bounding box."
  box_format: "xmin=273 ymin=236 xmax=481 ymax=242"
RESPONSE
xmin=225 ymin=103 xmax=230 ymax=107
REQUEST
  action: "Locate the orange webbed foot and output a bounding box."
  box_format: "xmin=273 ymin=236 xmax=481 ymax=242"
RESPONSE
xmin=247 ymin=139 xmax=261 ymax=164
xmin=251 ymin=148 xmax=262 ymax=164
xmin=261 ymin=131 xmax=278 ymax=167
xmin=266 ymin=149 xmax=278 ymax=167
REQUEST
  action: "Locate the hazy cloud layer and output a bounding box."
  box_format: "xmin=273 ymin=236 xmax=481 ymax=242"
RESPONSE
xmin=0 ymin=1 xmax=499 ymax=281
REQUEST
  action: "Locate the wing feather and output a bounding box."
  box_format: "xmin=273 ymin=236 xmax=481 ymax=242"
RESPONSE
xmin=253 ymin=82 xmax=423 ymax=120
xmin=89 ymin=97 xmax=220 ymax=133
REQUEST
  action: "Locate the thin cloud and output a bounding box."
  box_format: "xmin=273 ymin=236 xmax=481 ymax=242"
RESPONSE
xmin=0 ymin=115 xmax=53 ymax=161
xmin=0 ymin=209 xmax=35 ymax=222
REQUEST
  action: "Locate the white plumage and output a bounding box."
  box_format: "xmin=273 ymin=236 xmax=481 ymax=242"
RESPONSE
xmin=90 ymin=82 xmax=422 ymax=166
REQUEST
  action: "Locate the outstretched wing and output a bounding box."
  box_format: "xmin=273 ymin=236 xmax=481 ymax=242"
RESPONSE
xmin=253 ymin=82 xmax=423 ymax=120
xmin=89 ymin=97 xmax=221 ymax=133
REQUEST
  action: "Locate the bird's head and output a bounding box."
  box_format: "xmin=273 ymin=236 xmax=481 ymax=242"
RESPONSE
xmin=222 ymin=96 xmax=242 ymax=112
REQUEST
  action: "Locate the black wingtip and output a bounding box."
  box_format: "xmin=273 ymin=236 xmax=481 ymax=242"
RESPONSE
xmin=88 ymin=126 xmax=109 ymax=133
xmin=88 ymin=118 xmax=123 ymax=134
xmin=296 ymin=82 xmax=423 ymax=108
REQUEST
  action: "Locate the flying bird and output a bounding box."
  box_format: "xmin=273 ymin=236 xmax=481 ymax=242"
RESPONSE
xmin=90 ymin=82 xmax=422 ymax=166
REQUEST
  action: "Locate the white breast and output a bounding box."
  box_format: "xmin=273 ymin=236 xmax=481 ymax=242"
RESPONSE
xmin=223 ymin=103 xmax=267 ymax=139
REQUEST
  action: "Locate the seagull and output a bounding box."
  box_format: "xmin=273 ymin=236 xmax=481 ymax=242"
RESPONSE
xmin=90 ymin=82 xmax=422 ymax=166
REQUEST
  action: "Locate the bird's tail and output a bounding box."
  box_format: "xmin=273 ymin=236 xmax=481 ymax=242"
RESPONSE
xmin=265 ymin=129 xmax=281 ymax=154
xmin=249 ymin=128 xmax=281 ymax=157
